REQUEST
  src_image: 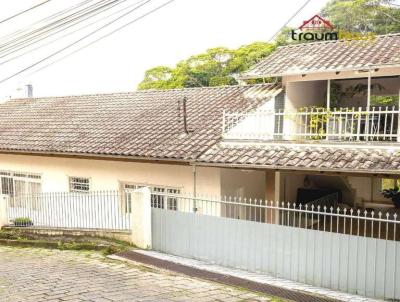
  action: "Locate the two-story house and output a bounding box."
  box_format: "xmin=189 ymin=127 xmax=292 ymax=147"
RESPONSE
xmin=0 ymin=34 xmax=399 ymax=222
xmin=198 ymin=33 xmax=400 ymax=219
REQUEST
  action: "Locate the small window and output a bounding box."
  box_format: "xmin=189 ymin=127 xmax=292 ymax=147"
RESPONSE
xmin=122 ymin=183 xmax=180 ymax=211
xmin=69 ymin=177 xmax=90 ymax=193
xmin=151 ymin=187 xmax=165 ymax=209
xmin=166 ymin=188 xmax=179 ymax=210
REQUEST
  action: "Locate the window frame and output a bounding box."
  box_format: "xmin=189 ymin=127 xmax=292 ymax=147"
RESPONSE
xmin=0 ymin=170 xmax=42 ymax=197
xmin=121 ymin=182 xmax=181 ymax=212
xmin=69 ymin=176 xmax=90 ymax=193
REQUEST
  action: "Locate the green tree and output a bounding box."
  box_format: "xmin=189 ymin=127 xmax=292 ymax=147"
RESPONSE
xmin=138 ymin=42 xmax=275 ymax=90
xmin=322 ymin=0 xmax=400 ymax=34
xmin=138 ymin=0 xmax=400 ymax=90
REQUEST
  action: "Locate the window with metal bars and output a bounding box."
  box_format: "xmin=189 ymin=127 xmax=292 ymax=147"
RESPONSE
xmin=0 ymin=170 xmax=42 ymax=197
xmin=122 ymin=183 xmax=180 ymax=212
xmin=69 ymin=177 xmax=90 ymax=193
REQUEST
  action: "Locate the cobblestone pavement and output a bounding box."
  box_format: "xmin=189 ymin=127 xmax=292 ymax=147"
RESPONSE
xmin=0 ymin=246 xmax=281 ymax=302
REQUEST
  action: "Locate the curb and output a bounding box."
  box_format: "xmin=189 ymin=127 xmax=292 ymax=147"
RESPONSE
xmin=114 ymin=250 xmax=340 ymax=302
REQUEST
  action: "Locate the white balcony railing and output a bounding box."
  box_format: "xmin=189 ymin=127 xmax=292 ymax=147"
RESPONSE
xmin=222 ymin=106 xmax=400 ymax=142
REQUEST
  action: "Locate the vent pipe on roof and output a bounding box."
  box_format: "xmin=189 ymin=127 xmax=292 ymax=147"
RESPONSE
xmin=178 ymin=96 xmax=193 ymax=135
xmin=25 ymin=84 xmax=33 ymax=98
xmin=182 ymin=96 xmax=189 ymax=135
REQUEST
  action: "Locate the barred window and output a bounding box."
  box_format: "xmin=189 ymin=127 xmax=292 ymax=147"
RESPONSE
xmin=69 ymin=177 xmax=90 ymax=193
xmin=122 ymin=183 xmax=180 ymax=211
xmin=166 ymin=188 xmax=179 ymax=211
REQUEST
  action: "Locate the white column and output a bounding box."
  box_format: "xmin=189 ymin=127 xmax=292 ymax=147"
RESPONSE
xmin=0 ymin=194 xmax=9 ymax=229
xmin=398 ymin=76 xmax=400 ymax=142
xmin=367 ymin=74 xmax=371 ymax=109
xmin=326 ymin=79 xmax=331 ymax=141
xmin=130 ymin=187 xmax=152 ymax=249
xmin=365 ymin=74 xmax=372 ymax=141
xmin=327 ymin=79 xmax=331 ymax=109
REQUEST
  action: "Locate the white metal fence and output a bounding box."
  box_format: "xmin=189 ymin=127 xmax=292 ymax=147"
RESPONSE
xmin=6 ymin=190 xmax=131 ymax=230
xmin=223 ymin=106 xmax=400 ymax=142
xmin=151 ymin=193 xmax=400 ymax=300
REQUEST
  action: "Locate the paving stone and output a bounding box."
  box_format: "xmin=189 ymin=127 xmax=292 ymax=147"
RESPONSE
xmin=0 ymin=246 xmax=273 ymax=302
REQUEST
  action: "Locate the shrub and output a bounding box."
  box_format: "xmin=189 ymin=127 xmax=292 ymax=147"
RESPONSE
xmin=381 ymin=187 xmax=400 ymax=209
xmin=13 ymin=217 xmax=33 ymax=227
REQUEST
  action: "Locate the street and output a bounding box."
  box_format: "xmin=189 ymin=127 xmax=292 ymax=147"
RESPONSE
xmin=0 ymin=246 xmax=278 ymax=302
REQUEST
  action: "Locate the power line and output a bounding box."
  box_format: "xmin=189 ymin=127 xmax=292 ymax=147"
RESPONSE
xmin=0 ymin=0 xmax=95 ymax=42
xmin=0 ymin=0 xmax=52 ymax=25
xmin=0 ymin=0 xmax=149 ymax=66
xmin=267 ymin=0 xmax=312 ymax=42
xmin=1 ymin=0 xmax=176 ymax=84
xmin=0 ymin=0 xmax=133 ymax=60
xmin=0 ymin=0 xmax=118 ymax=54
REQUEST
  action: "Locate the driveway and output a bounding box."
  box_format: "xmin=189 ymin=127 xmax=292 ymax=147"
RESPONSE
xmin=0 ymin=246 xmax=278 ymax=302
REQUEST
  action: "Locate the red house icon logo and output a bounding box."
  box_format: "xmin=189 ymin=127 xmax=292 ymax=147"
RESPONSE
xmin=299 ymin=14 xmax=334 ymax=31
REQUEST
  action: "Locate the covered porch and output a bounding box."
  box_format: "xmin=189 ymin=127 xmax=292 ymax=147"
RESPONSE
xmin=223 ymin=74 xmax=400 ymax=142
xmin=217 ymin=167 xmax=400 ymax=241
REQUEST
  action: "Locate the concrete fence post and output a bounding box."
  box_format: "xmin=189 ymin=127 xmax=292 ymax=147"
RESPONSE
xmin=0 ymin=194 xmax=9 ymax=229
xmin=130 ymin=187 xmax=152 ymax=249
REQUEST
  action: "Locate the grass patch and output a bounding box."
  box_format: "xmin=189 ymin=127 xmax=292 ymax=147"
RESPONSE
xmin=0 ymin=229 xmax=133 ymax=255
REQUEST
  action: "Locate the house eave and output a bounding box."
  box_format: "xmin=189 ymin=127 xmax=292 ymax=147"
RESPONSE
xmin=0 ymin=149 xmax=192 ymax=166
xmin=239 ymin=64 xmax=400 ymax=80
xmin=192 ymin=161 xmax=400 ymax=176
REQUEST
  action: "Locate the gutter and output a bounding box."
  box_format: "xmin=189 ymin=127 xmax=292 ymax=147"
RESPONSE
xmin=192 ymin=161 xmax=400 ymax=176
xmin=0 ymin=149 xmax=191 ymax=166
xmin=238 ymin=64 xmax=400 ymax=80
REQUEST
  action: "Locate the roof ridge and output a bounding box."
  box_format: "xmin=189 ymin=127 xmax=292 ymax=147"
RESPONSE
xmin=6 ymin=83 xmax=279 ymax=101
xmin=277 ymin=32 xmax=400 ymax=49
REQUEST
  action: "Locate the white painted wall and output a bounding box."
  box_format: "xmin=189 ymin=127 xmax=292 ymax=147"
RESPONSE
xmin=0 ymin=154 xmax=221 ymax=196
xmin=285 ymin=80 xmax=327 ymax=111
xmin=220 ymin=168 xmax=265 ymax=200
xmin=347 ymin=176 xmax=392 ymax=207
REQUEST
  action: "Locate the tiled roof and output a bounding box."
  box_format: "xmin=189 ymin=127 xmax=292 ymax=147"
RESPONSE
xmin=242 ymin=34 xmax=400 ymax=78
xmin=0 ymin=84 xmax=281 ymax=160
xmin=197 ymin=143 xmax=400 ymax=173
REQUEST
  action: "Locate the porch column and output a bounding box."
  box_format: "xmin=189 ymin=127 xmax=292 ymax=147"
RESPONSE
xmin=398 ymin=76 xmax=400 ymax=142
xmin=326 ymin=79 xmax=331 ymax=109
xmin=365 ymin=73 xmax=372 ymax=141
xmin=326 ymin=79 xmax=331 ymax=141
xmin=367 ymin=73 xmax=371 ymax=109
xmin=265 ymin=170 xmax=276 ymax=223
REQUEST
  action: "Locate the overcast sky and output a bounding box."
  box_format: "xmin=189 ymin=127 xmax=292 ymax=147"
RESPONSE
xmin=0 ymin=0 xmax=330 ymax=99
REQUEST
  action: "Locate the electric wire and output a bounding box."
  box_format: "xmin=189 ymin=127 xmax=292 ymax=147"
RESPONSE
xmin=0 ymin=0 xmax=178 ymax=83
xmin=0 ymin=0 xmax=120 ymax=54
xmin=0 ymin=0 xmax=52 ymax=25
xmin=0 ymin=0 xmax=137 ymax=60
xmin=267 ymin=0 xmax=313 ymax=42
xmin=0 ymin=0 xmax=149 ymax=66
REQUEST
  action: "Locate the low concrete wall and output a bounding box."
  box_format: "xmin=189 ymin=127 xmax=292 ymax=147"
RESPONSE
xmin=3 ymin=226 xmax=132 ymax=242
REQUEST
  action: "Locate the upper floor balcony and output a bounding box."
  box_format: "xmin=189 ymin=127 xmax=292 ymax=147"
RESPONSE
xmin=222 ymin=106 xmax=400 ymax=142
xmin=224 ymin=74 xmax=400 ymax=143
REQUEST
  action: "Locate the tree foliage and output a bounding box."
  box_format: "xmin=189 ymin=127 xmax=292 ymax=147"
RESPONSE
xmin=138 ymin=42 xmax=276 ymax=90
xmin=138 ymin=0 xmax=400 ymax=90
xmin=322 ymin=0 xmax=400 ymax=34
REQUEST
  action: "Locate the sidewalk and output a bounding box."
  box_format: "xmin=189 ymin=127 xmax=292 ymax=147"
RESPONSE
xmin=114 ymin=250 xmax=380 ymax=302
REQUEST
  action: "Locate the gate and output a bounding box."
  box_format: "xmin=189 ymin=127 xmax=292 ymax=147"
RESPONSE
xmin=151 ymin=193 xmax=400 ymax=300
